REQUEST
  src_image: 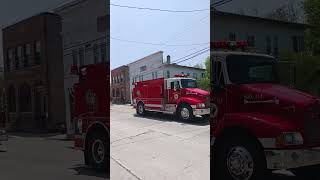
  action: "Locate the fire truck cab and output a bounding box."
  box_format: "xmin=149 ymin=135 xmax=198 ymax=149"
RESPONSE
xmin=211 ymin=41 xmax=320 ymax=179
xmin=133 ymin=75 xmax=210 ymax=121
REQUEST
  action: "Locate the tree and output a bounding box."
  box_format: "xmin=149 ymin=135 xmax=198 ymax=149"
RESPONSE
xmin=303 ymin=0 xmax=320 ymax=55
xmin=197 ymin=57 xmax=210 ymax=91
xmin=265 ymin=2 xmax=300 ymax=22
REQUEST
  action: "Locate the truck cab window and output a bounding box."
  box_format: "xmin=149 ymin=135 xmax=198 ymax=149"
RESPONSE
xmin=212 ymin=60 xmax=225 ymax=87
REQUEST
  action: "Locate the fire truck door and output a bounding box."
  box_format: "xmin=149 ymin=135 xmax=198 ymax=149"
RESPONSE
xmin=211 ymin=58 xmax=227 ymax=127
xmin=168 ymin=80 xmax=181 ymax=104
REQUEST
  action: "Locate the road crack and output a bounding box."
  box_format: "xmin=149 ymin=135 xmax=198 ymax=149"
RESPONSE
xmin=111 ymin=156 xmax=142 ymax=180
xmin=111 ymin=130 xmax=153 ymax=144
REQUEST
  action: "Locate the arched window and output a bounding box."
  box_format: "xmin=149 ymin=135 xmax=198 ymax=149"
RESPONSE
xmin=8 ymin=85 xmax=16 ymax=112
xmin=19 ymin=84 xmax=31 ymax=112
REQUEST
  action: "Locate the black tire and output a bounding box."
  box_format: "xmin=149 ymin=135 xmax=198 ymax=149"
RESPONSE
xmin=87 ymin=131 xmax=109 ymax=170
xmin=214 ymin=134 xmax=268 ymax=180
xmin=136 ymin=102 xmax=146 ymax=116
xmin=177 ymin=104 xmax=194 ymax=121
xmin=291 ymin=166 xmax=320 ymax=178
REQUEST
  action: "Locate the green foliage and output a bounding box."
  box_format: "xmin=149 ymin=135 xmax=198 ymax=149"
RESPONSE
xmin=197 ymin=57 xmax=210 ymax=91
xmin=279 ymin=52 xmax=320 ymax=96
xmin=303 ymin=0 xmax=320 ymax=55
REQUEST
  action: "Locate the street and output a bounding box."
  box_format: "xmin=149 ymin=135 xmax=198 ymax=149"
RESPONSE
xmin=0 ymin=133 xmax=108 ymax=180
xmin=111 ymin=104 xmax=210 ymax=180
xmin=110 ymin=105 xmax=313 ymax=180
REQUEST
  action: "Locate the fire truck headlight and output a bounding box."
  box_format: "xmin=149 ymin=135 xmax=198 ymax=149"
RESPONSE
xmin=276 ymin=132 xmax=303 ymax=146
xmin=196 ymin=103 xmax=206 ymax=108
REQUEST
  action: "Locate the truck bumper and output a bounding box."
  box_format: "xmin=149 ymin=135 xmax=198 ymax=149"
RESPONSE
xmin=0 ymin=129 xmax=8 ymax=142
xmin=265 ymin=147 xmax=320 ymax=170
xmin=193 ymin=108 xmax=210 ymax=116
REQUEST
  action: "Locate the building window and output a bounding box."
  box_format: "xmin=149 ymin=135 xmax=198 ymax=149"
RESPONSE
xmin=112 ymin=89 xmax=115 ymax=97
xmin=266 ymin=36 xmax=271 ymax=55
xmin=24 ymin=43 xmax=31 ymax=67
xmin=292 ymin=36 xmax=304 ymax=53
xmin=79 ymin=47 xmax=84 ymax=66
xmin=97 ymin=15 xmax=108 ymax=33
xmin=273 ymin=36 xmax=279 ymax=57
xmin=8 ymin=85 xmax=16 ymax=112
xmin=35 ymin=41 xmax=41 ymax=64
xmin=140 ymin=65 xmax=147 ymax=72
xmin=193 ymin=73 xmax=198 ymax=79
xmin=201 ymin=73 xmax=205 ymax=78
xmin=167 ymin=71 xmax=170 ymax=78
xmin=72 ymin=49 xmax=78 ymax=65
xmin=7 ymin=48 xmax=14 ymax=71
xmin=100 ymin=43 xmax=106 ymax=62
xmin=120 ymin=74 xmax=123 ymax=82
xmin=229 ymin=32 xmax=236 ymax=41
xmin=247 ymin=35 xmax=255 ymax=47
xmin=16 ymin=46 xmax=22 ymax=69
xmin=93 ymin=44 xmax=99 ymax=63
xmin=19 ymin=84 xmax=31 ymax=112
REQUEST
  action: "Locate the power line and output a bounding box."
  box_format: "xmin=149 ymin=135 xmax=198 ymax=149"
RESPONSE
xmin=174 ymin=48 xmax=210 ymax=64
xmin=111 ymin=37 xmax=208 ymax=47
xmin=212 ymin=0 xmax=233 ymax=8
xmin=172 ymin=47 xmax=210 ymax=63
xmin=110 ymin=3 xmax=209 ymax=13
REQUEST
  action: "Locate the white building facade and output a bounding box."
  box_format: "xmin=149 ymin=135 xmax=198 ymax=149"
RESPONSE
xmin=127 ymin=51 xmax=205 ymax=103
xmin=54 ymin=0 xmax=109 ymax=136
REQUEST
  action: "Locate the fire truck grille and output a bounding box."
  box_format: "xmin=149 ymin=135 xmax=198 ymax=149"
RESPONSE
xmin=305 ymin=111 xmax=320 ymax=144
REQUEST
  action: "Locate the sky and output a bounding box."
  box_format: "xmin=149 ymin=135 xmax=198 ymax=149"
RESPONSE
xmin=110 ymin=0 xmax=210 ymax=69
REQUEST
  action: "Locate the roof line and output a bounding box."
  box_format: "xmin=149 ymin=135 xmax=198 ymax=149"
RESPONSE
xmin=212 ymin=10 xmax=308 ymax=27
xmin=127 ymin=51 xmax=164 ymax=65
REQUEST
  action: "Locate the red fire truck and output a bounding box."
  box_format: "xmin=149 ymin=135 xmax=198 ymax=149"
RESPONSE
xmin=211 ymin=41 xmax=320 ymax=179
xmin=72 ymin=63 xmax=109 ymax=170
xmin=132 ymin=75 xmax=210 ymax=121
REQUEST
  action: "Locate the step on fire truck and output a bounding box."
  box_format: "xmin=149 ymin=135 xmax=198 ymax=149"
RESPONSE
xmin=72 ymin=63 xmax=109 ymax=171
xmin=132 ymin=75 xmax=210 ymax=121
xmin=211 ymin=41 xmax=320 ymax=179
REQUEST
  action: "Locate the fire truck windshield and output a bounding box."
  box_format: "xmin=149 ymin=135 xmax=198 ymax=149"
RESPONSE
xmin=181 ymin=79 xmax=197 ymax=88
xmin=226 ymin=55 xmax=279 ymax=84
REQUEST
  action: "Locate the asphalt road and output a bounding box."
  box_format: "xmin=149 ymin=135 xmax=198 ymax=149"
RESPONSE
xmin=0 ymin=133 xmax=108 ymax=180
xmin=110 ymin=104 xmax=315 ymax=180
xmin=110 ymin=104 xmax=210 ymax=180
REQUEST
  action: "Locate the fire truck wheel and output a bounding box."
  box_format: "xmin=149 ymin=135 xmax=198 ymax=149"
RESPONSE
xmin=178 ymin=104 xmax=194 ymax=121
xmin=88 ymin=132 xmax=108 ymax=170
xmin=137 ymin=102 xmax=146 ymax=116
xmin=214 ymin=135 xmax=268 ymax=180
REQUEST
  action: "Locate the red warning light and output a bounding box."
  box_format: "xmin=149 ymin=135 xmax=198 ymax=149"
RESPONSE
xmin=174 ymin=74 xmax=189 ymax=78
xmin=211 ymin=41 xmax=248 ymax=50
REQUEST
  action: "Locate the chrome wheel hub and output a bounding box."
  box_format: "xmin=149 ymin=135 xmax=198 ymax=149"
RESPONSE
xmin=181 ymin=108 xmax=190 ymax=119
xmin=227 ymin=146 xmax=254 ymax=180
xmin=92 ymin=139 xmax=105 ymax=164
xmin=138 ymin=105 xmax=144 ymax=114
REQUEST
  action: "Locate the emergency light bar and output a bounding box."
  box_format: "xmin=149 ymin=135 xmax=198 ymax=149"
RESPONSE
xmin=211 ymin=41 xmax=248 ymax=50
xmin=175 ymin=74 xmax=189 ymax=78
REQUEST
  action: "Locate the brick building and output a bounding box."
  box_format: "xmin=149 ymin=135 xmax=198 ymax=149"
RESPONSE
xmin=111 ymin=65 xmax=130 ymax=104
xmin=2 ymin=12 xmax=65 ymax=131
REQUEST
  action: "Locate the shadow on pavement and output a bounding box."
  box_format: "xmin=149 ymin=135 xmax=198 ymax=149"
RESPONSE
xmin=133 ymin=112 xmax=209 ymax=126
xmin=8 ymin=132 xmax=63 ymax=138
xmin=71 ymin=164 xmax=109 ymax=179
